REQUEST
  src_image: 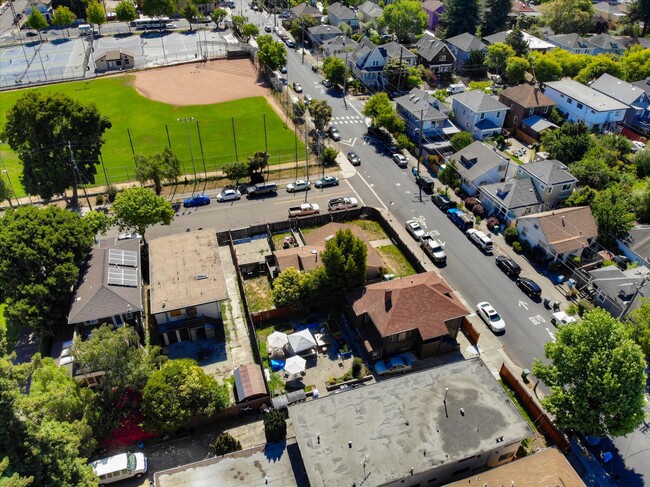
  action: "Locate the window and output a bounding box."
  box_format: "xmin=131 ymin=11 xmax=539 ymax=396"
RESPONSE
xmin=513 ymin=116 xmax=518 ymax=124
xmin=547 ymin=187 xmax=552 ymax=194
xmin=439 ymin=54 xmax=446 ymax=61
xmin=539 ymin=184 xmax=545 ymax=190
xmin=498 ymin=451 xmax=515 ymax=462
xmin=116 ymin=60 xmax=122 ymax=66
xmin=543 ymin=106 xmax=549 ymax=114
xmin=85 ymin=319 xmax=99 ymax=325
xmin=124 ymin=58 xmax=130 ymax=64
xmin=387 ymin=334 xmax=398 ymax=343
xmin=480 ymin=112 xmax=485 ymax=120
xmin=577 ymin=103 xmax=583 ymax=109
xmin=562 ymin=183 xmax=572 ymax=191
xmin=397 ymin=330 xmax=413 ymax=341
xmin=462 ymin=109 xmax=466 ymax=115
xmin=528 ymin=108 xmax=534 ymax=115
xmin=465 ymin=121 xmax=469 ymax=128
xmin=452 ymin=466 xmax=471 ymax=477
xmin=533 ymin=223 xmax=538 ymax=230
xmin=521 ymin=226 xmax=528 ymax=237
xmin=567 ymin=98 xmax=573 ymax=104
xmin=169 ymin=309 xmax=182 ymax=317
xmin=496 ymin=111 xmax=500 ymax=118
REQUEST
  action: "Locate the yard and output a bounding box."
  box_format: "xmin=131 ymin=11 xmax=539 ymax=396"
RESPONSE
xmin=351 ymin=219 xmax=389 ymax=241
xmin=243 ymin=276 xmax=274 ymax=313
xmin=376 ymin=244 xmax=416 ymax=277
xmin=0 ymin=77 xmax=303 ymax=195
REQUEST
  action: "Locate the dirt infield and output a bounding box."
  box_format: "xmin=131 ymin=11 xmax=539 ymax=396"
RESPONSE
xmin=133 ymin=59 xmax=270 ymax=106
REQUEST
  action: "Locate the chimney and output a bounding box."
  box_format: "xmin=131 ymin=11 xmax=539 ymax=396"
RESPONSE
xmin=384 ymin=289 xmax=392 ymax=311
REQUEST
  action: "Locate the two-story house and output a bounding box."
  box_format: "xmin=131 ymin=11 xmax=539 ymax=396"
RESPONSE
xmin=450 ymin=140 xmax=512 ymax=196
xmin=588 ymin=265 xmax=650 ymax=318
xmin=23 ymin=0 xmax=52 ymax=21
xmin=395 ymin=88 xmax=459 ymax=143
xmin=415 ymin=33 xmax=455 ymax=77
xmin=516 ymin=206 xmax=598 ymax=263
xmin=307 ymin=24 xmax=343 ymax=48
xmin=542 ymin=79 xmax=628 ymax=132
xmin=348 ymin=37 xmax=415 ymax=89
xmin=451 ymin=90 xmax=509 ymax=140
xmin=515 ymin=159 xmax=577 ymax=208
xmin=545 ymin=33 xmax=595 ymax=55
xmin=289 ymin=2 xmax=323 ymax=22
xmin=499 ymin=84 xmax=556 ymax=142
xmin=421 ymin=0 xmax=444 ymax=33
xmin=321 ymin=35 xmax=358 ymax=58
xmin=327 ymin=2 xmax=358 ymax=30
xmin=591 ymin=73 xmax=650 ymax=132
xmin=357 ymin=1 xmax=383 ymax=24
xmin=445 ymin=32 xmax=487 ymax=73
xmin=585 ymin=33 xmax=627 ymax=55
xmin=593 ymin=2 xmax=627 ymax=25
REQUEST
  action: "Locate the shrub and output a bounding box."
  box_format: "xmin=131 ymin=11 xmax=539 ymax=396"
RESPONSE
xmin=486 ymin=216 xmax=500 ymax=230
xmin=577 ymin=299 xmax=594 ymax=316
xmin=571 ymin=256 xmax=581 ymax=265
xmin=210 ymin=433 xmax=242 ymax=456
xmin=464 ymin=197 xmax=480 ymax=212
xmin=471 ymin=204 xmax=485 ymax=218
xmin=520 ymin=240 xmax=531 ymax=254
xmin=107 ymin=184 xmax=118 ymax=202
xmin=475 ymin=215 xmax=482 ymax=225
xmin=264 ymin=410 xmax=287 ymax=443
xmin=566 ymin=304 xmax=579 ymax=316
xmin=351 ymin=357 xmax=364 ymax=379
xmin=505 ymin=226 xmax=519 ymax=244
xmin=512 ymin=241 xmax=523 ymax=253
xmin=396 ymin=133 xmax=415 ymax=152
xmin=96 ymin=194 xmax=104 ymax=205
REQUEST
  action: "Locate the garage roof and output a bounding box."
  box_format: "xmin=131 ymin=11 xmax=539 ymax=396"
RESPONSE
xmin=233 ymin=364 xmax=267 ymax=402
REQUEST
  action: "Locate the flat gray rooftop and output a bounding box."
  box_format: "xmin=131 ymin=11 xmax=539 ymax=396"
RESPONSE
xmin=234 ymin=237 xmax=273 ymax=266
xmin=289 ymin=358 xmax=533 ymax=487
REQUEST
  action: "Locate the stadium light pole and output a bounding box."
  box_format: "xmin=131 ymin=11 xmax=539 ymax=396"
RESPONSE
xmin=178 ymin=117 xmax=197 ymax=179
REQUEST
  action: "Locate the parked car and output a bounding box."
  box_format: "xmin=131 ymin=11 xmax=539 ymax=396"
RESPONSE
xmin=292 ymin=81 xmax=302 ymax=93
xmin=415 ymin=174 xmax=435 ymax=192
xmin=286 ymin=180 xmax=311 ymax=192
xmin=421 ymin=235 xmax=446 ymax=264
xmin=118 ymin=232 xmax=141 ymax=240
xmin=286 ymin=40 xmax=295 ymax=48
xmin=303 ymin=94 xmax=313 ymax=104
xmin=495 ymin=256 xmax=521 ymax=277
xmin=329 ymin=126 xmax=341 ymax=141
xmin=216 ymin=189 xmax=241 ymax=202
xmin=631 ymin=141 xmax=646 ymax=153
xmin=466 ymin=228 xmax=493 ymax=254
xmin=551 ymin=311 xmax=577 ymax=326
xmin=405 ymin=219 xmax=425 ymax=240
xmin=347 ymin=151 xmax=361 ymax=166
xmin=476 ymin=301 xmax=506 ymax=333
xmin=91 ymin=452 xmax=148 ymax=485
xmin=516 ymin=277 xmax=542 ymax=299
xmin=264 ymin=25 xmax=272 ymax=32
xmin=392 ymin=153 xmax=408 ymax=167
xmin=183 ymin=194 xmax=210 ymax=208
xmin=279 ymin=65 xmax=287 ymax=73
xmin=431 ymin=193 xmax=455 ymax=211
xmin=315 ymin=175 xmax=339 ymax=188
xmin=328 ymin=196 xmax=358 ymax=211
xmin=374 ymin=355 xmax=413 ymax=376
xmin=322 ymin=79 xmax=332 ymax=88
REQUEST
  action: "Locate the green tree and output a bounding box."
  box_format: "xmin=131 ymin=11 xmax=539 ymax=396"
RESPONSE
xmin=505 ymin=56 xmax=530 ymax=84
xmin=626 ymin=0 xmax=650 ymax=36
xmin=289 ymin=14 xmax=318 ymax=40
xmin=438 ymin=159 xmax=461 ymax=188
xmin=264 ymin=410 xmax=287 ymax=443
xmin=634 ymin=147 xmax=650 ymax=178
xmin=271 ymin=267 xmax=315 ymax=308
xmin=363 ymin=92 xmax=392 ymax=122
xmin=379 ymin=0 xmax=427 ymax=43
xmin=135 ymin=147 xmax=182 ymax=195
xmin=632 ymin=179 xmax=650 ymax=224
xmin=383 ymin=58 xmax=419 ymax=92
xmin=257 ymin=34 xmax=287 ymax=70
xmin=442 ymin=0 xmax=480 ymax=38
xmin=247 ymin=151 xmax=270 ymax=177
xmin=1 ymin=91 xmax=111 ymax=205
xmin=532 ymin=55 xmax=562 ymax=83
xmin=0 ymin=206 xmax=93 ymax=333
xmin=111 ymin=187 xmax=175 ymax=242
xmin=26 ymin=9 xmax=48 ymax=41
xmin=591 ymin=184 xmax=636 ymax=248
xmin=464 ymin=49 xmax=487 ymax=77
xmin=142 ymin=0 xmax=176 ymax=21
xmin=51 ymin=0 xmax=89 ymax=18
xmin=86 ymin=0 xmax=106 ymax=32
xmin=626 ymin=298 xmax=650 ymax=357
xmin=115 ymin=0 xmax=137 ymax=30
xmin=599 ymin=133 xmax=633 ymax=158
xmin=0 ymin=457 xmax=33 ymax=487
xmin=210 ymin=433 xmax=242 ymax=456
xmin=320 ymin=229 xmax=367 ymax=295
xmin=450 ymin=131 xmax=474 ymax=151
xmin=565 ymin=185 xmax=597 ymax=207
xmin=545 ymin=49 xmax=590 ymax=78
xmin=181 ymin=1 xmax=199 ymax=30
xmin=223 ymin=161 xmax=249 ymax=185
xmin=323 ymin=56 xmax=346 ymax=87
xmin=540 ymin=0 xmax=594 ymax=34
xmin=569 ymin=147 xmax=619 ymax=190
xmin=621 ymin=45 xmax=650 ymax=82
xmin=574 ymin=54 xmax=624 ymax=84
xmin=52 ymin=6 xmax=76 ymax=37
xmin=309 ymin=99 xmax=333 ymax=132
xmin=321 ymin=146 xmax=339 ymax=165
xmin=142 ymin=359 xmax=229 ymax=433
xmin=533 ymin=308 xmax=646 ymax=437
xmin=211 ymin=7 xmax=228 ymax=27
xmin=0 ymin=176 xmax=11 ymax=207
xmin=482 ymin=0 xmax=512 ymax=35
xmin=84 ymin=209 xmax=113 ymax=236
xmin=541 ymin=121 xmax=593 ymax=163
xmin=242 ymin=22 xmax=259 ymax=40
xmin=486 ymin=43 xmax=515 ymax=75
xmin=505 ymin=26 xmax=529 ymax=56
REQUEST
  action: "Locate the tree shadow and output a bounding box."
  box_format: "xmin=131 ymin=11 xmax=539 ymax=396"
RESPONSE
xmin=586 ymin=435 xmax=646 ymax=486
xmin=114 ymin=32 xmax=134 ymax=39
xmin=50 ymin=38 xmax=71 ymax=45
xmin=263 ymin=439 xmax=287 ymax=462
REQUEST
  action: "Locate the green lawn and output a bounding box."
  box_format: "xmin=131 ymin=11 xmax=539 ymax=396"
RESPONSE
xmin=0 ymin=76 xmax=303 ymax=195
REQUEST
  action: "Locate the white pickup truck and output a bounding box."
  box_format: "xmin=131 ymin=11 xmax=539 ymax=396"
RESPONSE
xmin=288 ymin=203 xmax=320 ymax=218
xmin=328 ymin=197 xmax=358 ymax=211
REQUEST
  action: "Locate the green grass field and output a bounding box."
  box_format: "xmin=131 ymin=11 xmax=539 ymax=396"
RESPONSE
xmin=0 ymin=76 xmax=303 ymax=195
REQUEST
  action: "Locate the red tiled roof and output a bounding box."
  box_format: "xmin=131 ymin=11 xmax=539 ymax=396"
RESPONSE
xmin=500 ymin=84 xmax=556 ymax=108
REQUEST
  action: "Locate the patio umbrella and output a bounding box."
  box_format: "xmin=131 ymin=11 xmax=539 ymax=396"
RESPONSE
xmin=267 ymin=331 xmax=289 ymax=350
xmin=284 ymin=355 xmax=307 ymax=376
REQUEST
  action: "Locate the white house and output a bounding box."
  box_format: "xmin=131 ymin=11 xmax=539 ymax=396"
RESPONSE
xmin=545 ymin=33 xmax=595 ymax=55
xmin=449 ymin=140 xmax=513 ymax=196
xmin=542 ymin=80 xmax=628 ymax=132
xmin=451 ymin=90 xmax=509 ymax=140
xmin=515 ymin=159 xmax=577 ymax=209
xmin=348 ymin=38 xmax=416 ymax=90
xmin=591 ymin=73 xmax=650 ymax=132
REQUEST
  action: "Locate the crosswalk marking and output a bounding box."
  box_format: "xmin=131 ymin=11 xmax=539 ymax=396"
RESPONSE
xmin=330 ymin=115 xmax=364 ymax=124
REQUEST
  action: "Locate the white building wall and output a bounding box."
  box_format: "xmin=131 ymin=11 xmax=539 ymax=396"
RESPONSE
xmin=543 ymin=86 xmax=626 ymax=131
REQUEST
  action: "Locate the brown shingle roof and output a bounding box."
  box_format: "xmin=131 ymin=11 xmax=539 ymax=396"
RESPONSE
xmin=349 ymin=272 xmax=469 ymax=339
xmin=518 ymin=206 xmax=598 ymax=254
xmin=500 ymin=84 xmax=556 ymax=109
xmin=421 ymin=0 xmax=443 ymax=12
xmin=274 ymin=246 xmax=322 ymax=273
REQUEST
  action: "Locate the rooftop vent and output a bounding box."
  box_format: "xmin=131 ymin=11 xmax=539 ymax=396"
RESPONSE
xmin=196 ymin=273 xmax=209 ymax=280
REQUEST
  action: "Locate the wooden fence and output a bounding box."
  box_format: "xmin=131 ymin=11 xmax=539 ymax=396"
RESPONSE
xmin=461 ymin=316 xmax=480 ymax=344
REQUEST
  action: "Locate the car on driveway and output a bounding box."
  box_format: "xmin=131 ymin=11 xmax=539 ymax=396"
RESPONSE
xmin=516 ymin=277 xmax=542 ymax=299
xmin=292 ymin=81 xmax=302 ymax=93
xmin=347 ymin=151 xmax=361 ymax=166
xmin=216 ymin=189 xmax=241 ymax=202
xmin=405 ymin=219 xmax=425 ymax=240
xmin=551 ymin=311 xmax=577 ymax=326
xmin=286 ymin=180 xmax=311 ymax=192
xmin=476 ymin=301 xmax=506 ymax=333
xmin=431 ymin=193 xmax=454 ymax=211
xmin=393 ymin=153 xmax=408 ymax=167
xmin=315 ymin=175 xmax=339 ymax=188
xmin=495 ymin=256 xmax=521 ymax=277
xmin=374 ymin=355 xmax=413 ymax=376
xmin=329 ymin=126 xmax=341 ymax=141
xmin=322 ymin=79 xmax=332 ymax=88
xmin=183 ymin=194 xmax=211 ymax=208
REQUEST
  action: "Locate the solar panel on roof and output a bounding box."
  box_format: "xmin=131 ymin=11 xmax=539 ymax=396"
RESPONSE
xmin=107 ymin=267 xmax=138 ymax=287
xmin=108 ymin=249 xmax=138 ymax=268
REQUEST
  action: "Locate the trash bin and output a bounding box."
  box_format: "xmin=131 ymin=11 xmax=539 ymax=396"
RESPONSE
xmin=521 ymin=368 xmax=531 ymax=383
xmin=557 ymin=275 xmax=565 ymax=284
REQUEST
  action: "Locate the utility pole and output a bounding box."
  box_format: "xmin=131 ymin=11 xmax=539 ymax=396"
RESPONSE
xmin=178 ymin=117 xmax=197 ymax=179
xmin=68 ymin=141 xmax=92 ymax=210
xmin=343 ymin=40 xmax=349 ymax=110
xmin=417 ymin=109 xmax=424 ymax=202
xmin=301 ymin=19 xmax=305 ymax=65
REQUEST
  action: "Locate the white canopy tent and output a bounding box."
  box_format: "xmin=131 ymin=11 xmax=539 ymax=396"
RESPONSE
xmin=287 ymin=328 xmax=317 ymax=355
xmin=284 ymin=355 xmax=307 ymax=376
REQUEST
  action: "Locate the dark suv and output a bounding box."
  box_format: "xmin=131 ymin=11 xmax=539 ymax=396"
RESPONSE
xmin=431 ymin=193 xmax=454 ymax=211
xmin=516 ymin=277 xmax=542 ymax=298
xmin=495 ymin=256 xmax=521 ymax=277
xmin=415 ymin=174 xmax=435 ymax=192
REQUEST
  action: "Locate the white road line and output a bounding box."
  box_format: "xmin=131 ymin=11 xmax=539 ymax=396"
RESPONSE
xmin=355 ymin=170 xmax=388 ymax=211
xmin=344 ymin=178 xmax=365 ymax=206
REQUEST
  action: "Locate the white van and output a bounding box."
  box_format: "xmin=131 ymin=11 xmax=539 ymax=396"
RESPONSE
xmin=446 ymin=83 xmax=466 ymax=95
xmin=91 ymin=452 xmax=147 ymax=485
xmin=466 ymin=228 xmax=493 ymax=253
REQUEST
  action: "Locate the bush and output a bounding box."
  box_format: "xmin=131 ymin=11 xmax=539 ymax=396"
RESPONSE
xmin=566 ymin=304 xmax=579 ymax=316
xmin=486 ymin=216 xmax=500 ymax=230
xmin=96 ymin=194 xmax=104 ymax=205
xmin=210 ymin=433 xmax=242 ymax=456
xmin=322 ymin=147 xmax=338 ymax=166
xmin=107 ymin=184 xmax=118 ymax=202
xmin=264 ymin=410 xmax=287 ymax=443
xmin=351 ymin=357 xmax=364 ymax=379
xmin=520 ymin=240 xmax=531 ymax=254
xmin=396 ymin=133 xmax=415 ymax=152
xmin=512 ymin=241 xmax=523 ymax=253
xmin=505 ymin=226 xmax=519 ymax=244
xmin=471 ymin=204 xmax=485 ymax=218
xmin=464 ymin=197 xmax=480 ymax=212
xmin=577 ymin=299 xmax=594 ymax=316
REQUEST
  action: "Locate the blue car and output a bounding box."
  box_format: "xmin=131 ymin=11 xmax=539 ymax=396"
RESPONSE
xmin=183 ymin=194 xmax=211 ymax=208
